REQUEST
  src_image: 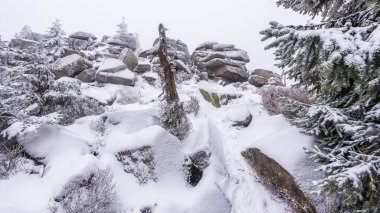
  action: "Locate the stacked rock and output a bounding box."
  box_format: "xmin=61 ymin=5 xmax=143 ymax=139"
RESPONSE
xmin=68 ymin=31 xmax=97 ymax=51
xmin=192 ymin=42 xmax=250 ymax=83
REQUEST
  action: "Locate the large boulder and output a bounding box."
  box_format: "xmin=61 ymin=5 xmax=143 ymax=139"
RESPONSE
xmin=108 ymin=34 xmax=138 ymax=51
xmin=8 ymin=38 xmax=37 ymax=51
xmin=135 ymin=63 xmax=152 ymax=73
xmin=77 ymin=69 xmax=96 ymax=83
xmin=119 ymin=48 xmax=138 ymax=70
xmin=97 ymin=58 xmax=127 ymax=73
xmin=53 ymin=54 xmax=92 ymax=79
xmin=96 ymin=69 xmax=136 ymax=86
xmin=248 ymin=69 xmax=284 ymax=87
xmin=242 ymin=148 xmax=316 ymax=213
xmin=69 ymin=31 xmax=97 ymax=40
xmin=192 ymin=42 xmax=250 ymax=83
xmin=214 ymin=65 xmax=248 ymax=82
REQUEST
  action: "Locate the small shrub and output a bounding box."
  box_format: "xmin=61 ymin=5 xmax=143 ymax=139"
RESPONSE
xmin=184 ymin=96 xmax=200 ymax=115
xmin=115 ymin=87 xmax=142 ymax=105
xmin=159 ymin=102 xmax=191 ymax=141
xmin=258 ymin=86 xmax=311 ymax=115
xmin=49 ymin=167 xmax=117 ymax=213
xmin=0 ymin=139 xmax=24 ymax=179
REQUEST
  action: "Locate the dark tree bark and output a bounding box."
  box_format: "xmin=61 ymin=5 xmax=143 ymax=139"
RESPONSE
xmin=157 ymin=24 xmax=179 ymax=103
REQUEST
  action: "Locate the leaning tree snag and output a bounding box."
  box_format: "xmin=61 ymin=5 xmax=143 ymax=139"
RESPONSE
xmin=157 ymin=23 xmax=179 ymax=103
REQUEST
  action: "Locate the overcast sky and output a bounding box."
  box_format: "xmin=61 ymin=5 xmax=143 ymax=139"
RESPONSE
xmin=0 ymin=0 xmax=310 ymax=71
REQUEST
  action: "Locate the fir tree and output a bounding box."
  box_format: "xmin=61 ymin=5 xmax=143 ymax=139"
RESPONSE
xmin=261 ymin=0 xmax=380 ymax=211
xmin=15 ymin=25 xmax=33 ymax=40
xmin=44 ymin=19 xmax=66 ymax=61
xmin=116 ymin=17 xmax=128 ymax=40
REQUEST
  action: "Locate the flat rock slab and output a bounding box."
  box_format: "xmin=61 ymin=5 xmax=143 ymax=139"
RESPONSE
xmin=53 ymin=54 xmax=92 ymax=79
xmin=98 ymin=58 xmax=127 ymax=73
xmin=96 ymin=69 xmax=136 ymax=86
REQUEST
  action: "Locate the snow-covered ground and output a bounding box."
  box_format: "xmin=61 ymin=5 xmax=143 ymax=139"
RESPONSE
xmin=0 ymin=77 xmax=320 ymax=213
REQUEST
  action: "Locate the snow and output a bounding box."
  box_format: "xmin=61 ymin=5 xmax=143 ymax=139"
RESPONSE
xmin=0 ymin=68 xmax=320 ymax=212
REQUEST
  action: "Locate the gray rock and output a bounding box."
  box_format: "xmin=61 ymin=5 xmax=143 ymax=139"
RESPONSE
xmin=248 ymin=75 xmax=268 ymax=87
xmin=53 ymin=54 xmax=92 ymax=79
xmin=69 ymin=31 xmax=97 ymax=40
xmin=195 ymin=41 xmax=218 ymax=50
xmin=214 ymin=65 xmax=248 ymax=82
xmin=151 ymin=37 xmax=192 ymax=65
xmin=119 ymin=48 xmax=138 ymax=70
xmin=225 ymin=50 xmax=250 ymax=63
xmin=96 ymin=69 xmax=136 ymax=86
xmin=8 ymin=38 xmax=37 ymax=51
xmin=68 ymin=38 xmax=92 ymax=50
xmin=212 ymin=43 xmax=235 ymax=51
xmin=202 ymin=58 xmax=246 ymax=70
xmin=97 ymin=58 xmax=127 ymax=73
xmin=233 ymin=114 xmax=252 ymax=127
xmin=198 ymin=72 xmax=209 ymax=81
xmin=135 ymin=63 xmax=152 ymax=73
xmin=142 ymin=72 xmax=158 ymax=85
xmin=252 ymin=69 xmax=280 ymax=79
xmin=101 ymin=35 xmax=110 ymax=43
xmin=108 ymin=35 xmax=137 ymax=51
xmin=77 ymin=69 xmax=96 ymax=82
xmin=249 ymin=69 xmax=284 ymax=87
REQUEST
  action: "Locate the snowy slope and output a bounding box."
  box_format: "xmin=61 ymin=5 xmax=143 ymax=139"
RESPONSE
xmin=0 ymin=77 xmax=319 ymax=213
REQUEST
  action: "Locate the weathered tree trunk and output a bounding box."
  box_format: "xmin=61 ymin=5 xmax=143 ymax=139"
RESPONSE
xmin=157 ymin=24 xmax=179 ymax=103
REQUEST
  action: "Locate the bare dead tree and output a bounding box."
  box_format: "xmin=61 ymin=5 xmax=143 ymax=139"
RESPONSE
xmin=157 ymin=23 xmax=179 ymax=103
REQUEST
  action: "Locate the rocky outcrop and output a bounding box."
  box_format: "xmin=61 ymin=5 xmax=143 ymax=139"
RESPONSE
xmin=192 ymin=42 xmax=250 ymax=82
xmin=140 ymin=37 xmax=193 ymax=75
xmin=69 ymin=31 xmax=97 ymax=41
xmin=108 ymin=34 xmax=138 ymax=51
xmin=68 ymin=31 xmax=97 ymax=51
xmin=248 ymin=69 xmax=284 ymax=87
xmin=53 ymin=54 xmax=92 ymax=79
xmin=242 ymin=148 xmax=316 ymax=213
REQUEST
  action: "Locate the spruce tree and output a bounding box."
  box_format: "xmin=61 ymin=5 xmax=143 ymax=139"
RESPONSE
xmin=15 ymin=25 xmax=33 ymax=40
xmin=116 ymin=17 xmax=128 ymax=40
xmin=44 ymin=19 xmax=66 ymax=62
xmin=261 ymin=0 xmax=380 ymax=211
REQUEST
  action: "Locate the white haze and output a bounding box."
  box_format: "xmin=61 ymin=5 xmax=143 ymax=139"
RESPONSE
xmin=0 ymin=0 xmax=310 ymax=71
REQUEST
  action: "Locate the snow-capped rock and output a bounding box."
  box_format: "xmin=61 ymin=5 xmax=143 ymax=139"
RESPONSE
xmin=96 ymin=69 xmax=136 ymax=86
xmin=69 ymin=31 xmax=97 ymax=41
xmin=248 ymin=69 xmax=283 ymax=87
xmin=119 ymin=48 xmax=138 ymax=70
xmin=53 ymin=54 xmax=92 ymax=79
xmin=97 ymin=58 xmax=127 ymax=73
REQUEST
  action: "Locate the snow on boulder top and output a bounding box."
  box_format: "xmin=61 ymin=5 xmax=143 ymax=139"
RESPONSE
xmin=69 ymin=31 xmax=97 ymax=40
xmin=97 ymin=58 xmax=127 ymax=73
xmin=195 ymin=41 xmax=219 ymax=50
xmin=55 ymin=54 xmax=83 ymax=68
xmin=227 ymin=106 xmax=251 ymax=122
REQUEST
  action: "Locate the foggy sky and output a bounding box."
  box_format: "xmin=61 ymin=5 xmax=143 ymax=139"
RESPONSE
xmin=0 ymin=0 xmax=310 ymax=72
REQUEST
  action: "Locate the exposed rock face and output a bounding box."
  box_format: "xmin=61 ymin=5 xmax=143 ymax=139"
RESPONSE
xmin=192 ymin=42 xmax=250 ymax=82
xmin=199 ymin=89 xmax=221 ymax=108
xmin=248 ymin=69 xmax=284 ymax=87
xmin=119 ymin=48 xmax=138 ymax=70
xmin=142 ymin=72 xmax=158 ymax=85
xmin=242 ymin=148 xmax=316 ymax=213
xmin=53 ymin=54 xmax=92 ymax=79
xmin=135 ymin=63 xmax=152 ymax=73
xmin=77 ymin=69 xmax=96 ymax=82
xmin=8 ymin=38 xmax=37 ymax=51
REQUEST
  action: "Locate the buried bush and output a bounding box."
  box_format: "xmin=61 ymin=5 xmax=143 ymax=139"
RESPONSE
xmin=159 ymin=101 xmax=191 ymax=141
xmin=49 ymin=167 xmax=117 ymax=213
xmin=184 ymin=96 xmax=200 ymax=116
xmin=258 ymin=86 xmax=311 ymax=115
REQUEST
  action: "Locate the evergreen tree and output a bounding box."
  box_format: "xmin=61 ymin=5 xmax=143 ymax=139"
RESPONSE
xmin=44 ymin=19 xmax=66 ymax=61
xmin=116 ymin=17 xmax=128 ymax=40
xmin=15 ymin=25 xmax=33 ymax=40
xmin=261 ymin=0 xmax=380 ymax=211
